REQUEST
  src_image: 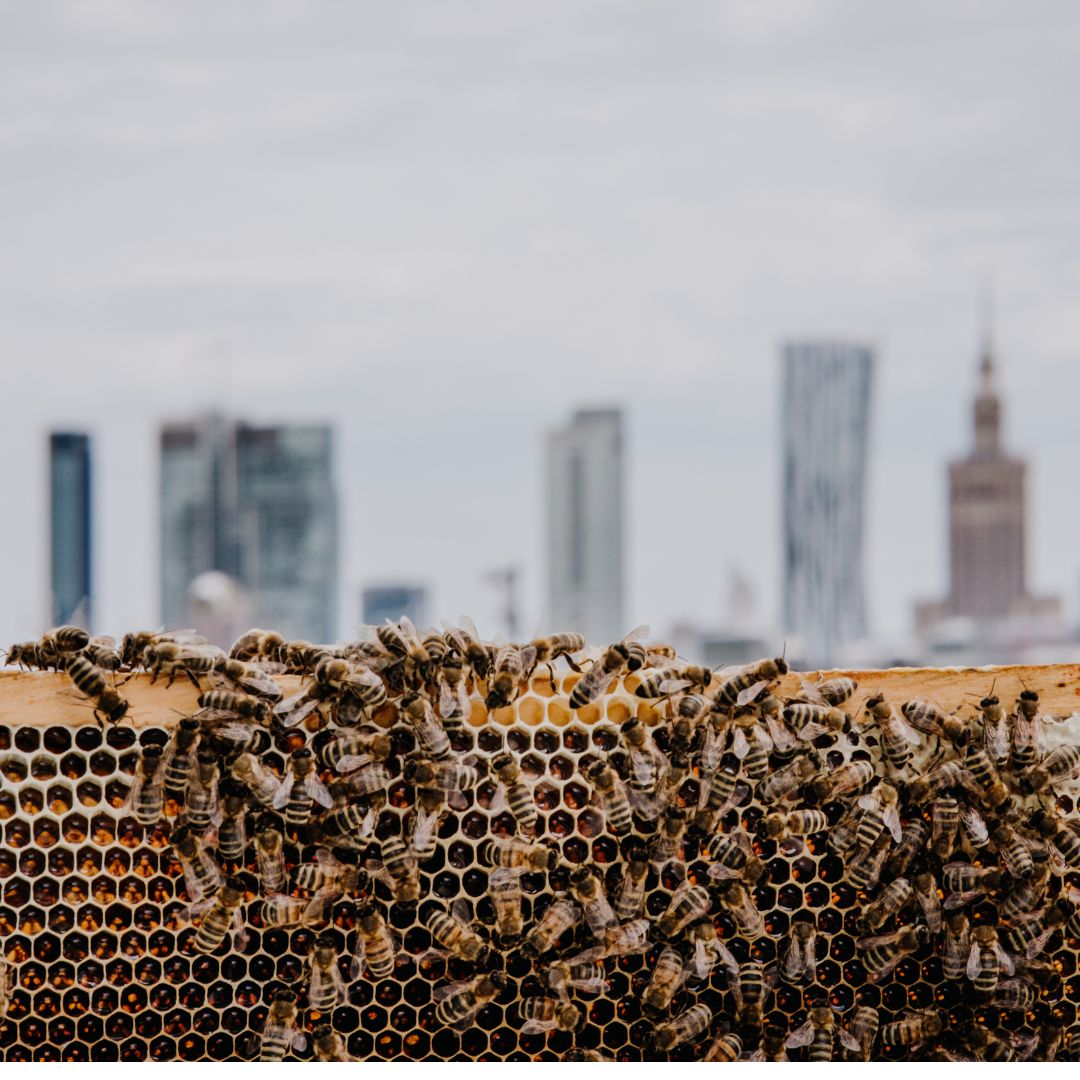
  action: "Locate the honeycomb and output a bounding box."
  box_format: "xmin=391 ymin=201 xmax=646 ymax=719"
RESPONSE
xmin=0 ymin=666 xmax=1078 ymax=1062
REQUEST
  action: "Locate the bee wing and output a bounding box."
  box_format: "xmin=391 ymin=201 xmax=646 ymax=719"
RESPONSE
xmin=786 ymin=1020 xmax=814 ymax=1049
xmin=335 ymin=753 xmax=373 ymax=774
xmin=624 ymin=625 xmax=650 ymax=644
xmin=883 ymin=805 xmax=903 ymax=843
xmin=856 ymin=928 xmax=907 ymax=949
xmin=521 ymin=1019 xmax=556 ymax=1035
xmin=230 ymin=909 xmax=249 ymax=953
xmin=305 ymin=775 xmax=334 ymax=808
xmin=894 ymin=713 xmax=922 ymax=746
xmin=1024 ymin=930 xmax=1052 ymax=962
xmin=736 ymin=680 xmax=768 ymax=707
xmin=274 ymin=692 xmax=319 ymax=728
xmin=349 ymin=937 xmax=367 ymax=980
xmin=966 ymin=943 xmax=982 ymax=980
xmin=271 ymin=772 xmax=294 ymax=809
xmin=290 ymin=1026 xmax=308 ymax=1052
xmin=658 ymin=678 xmax=692 ymax=695
xmin=732 ymin=728 xmax=749 ymax=759
xmin=432 ymin=978 xmax=474 ymax=1003
xmin=438 ymin=676 xmax=460 ymax=719
xmin=764 ymin=714 xmax=797 ymax=753
xmin=797 ymin=721 xmax=829 ymax=741
xmin=799 ymin=676 xmax=825 ymax=705
xmin=487 ymin=783 xmax=508 ymax=814
xmin=839 ymin=1027 xmax=862 ymax=1053
xmin=450 ymin=897 xmax=473 ymax=927
xmin=944 ymin=889 xmax=983 ymax=911
xmin=986 ymin=718 xmax=1009 ymax=760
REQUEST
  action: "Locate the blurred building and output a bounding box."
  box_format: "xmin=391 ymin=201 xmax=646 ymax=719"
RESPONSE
xmin=160 ymin=415 xmax=338 ymax=644
xmin=49 ymin=432 xmax=92 ymax=629
xmin=915 ymin=339 xmax=1061 ymax=655
xmin=546 ymin=408 xmax=624 ymax=643
xmin=781 ymin=342 xmax=874 ymax=667
xmin=362 ymin=584 xmax=428 ymax=628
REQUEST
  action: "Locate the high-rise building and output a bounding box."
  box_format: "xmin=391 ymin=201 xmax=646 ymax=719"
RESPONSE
xmin=915 ymin=340 xmax=1060 ymax=637
xmin=781 ymin=342 xmax=874 ymax=666
xmin=362 ymin=584 xmax=428 ymax=629
xmin=160 ymin=416 xmax=338 ymax=643
xmin=49 ymin=432 xmax=92 ymax=629
xmin=546 ymin=408 xmax=624 ymax=644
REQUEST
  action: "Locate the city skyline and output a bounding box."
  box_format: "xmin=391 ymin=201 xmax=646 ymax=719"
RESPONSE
xmin=3 ymin=4 xmax=1080 ymax=650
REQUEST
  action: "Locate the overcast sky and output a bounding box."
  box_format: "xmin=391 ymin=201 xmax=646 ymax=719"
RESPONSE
xmin=3 ymin=1 xmax=1080 ymax=648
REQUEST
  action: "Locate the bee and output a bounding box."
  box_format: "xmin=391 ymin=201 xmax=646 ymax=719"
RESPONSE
xmin=39 ymin=625 xmax=91 ymax=664
xmin=170 ymin=825 xmax=221 ymax=904
xmin=404 ymin=759 xmax=482 ymax=797
xmin=586 ymin=760 xmax=633 ymax=835
xmin=215 ymin=779 xmax=249 ymax=862
xmin=992 ymin=822 xmax=1035 ymax=880
xmin=848 ymin=1005 xmax=880 ymax=1062
xmin=634 ymin=663 xmax=713 ymax=700
xmin=3 ymin=641 xmax=43 ymax=669
xmin=198 ymin=690 xmax=271 ymax=724
xmin=781 ymin=917 xmax=818 ymax=984
xmin=648 ymin=1001 xmax=713 ymax=1052
xmin=879 ymin=1010 xmax=943 ymax=1049
xmin=259 ymin=988 xmax=307 ymax=1061
xmin=748 ymin=1024 xmax=791 ymax=1062
xmin=312 ymin=802 xmax=381 ymax=850
xmin=433 ymin=971 xmax=507 ymax=1029
xmin=854 ymin=782 xmax=903 ymax=852
xmin=930 ymin=797 xmax=960 ymax=860
xmin=729 ymin=711 xmax=773 ymax=780
xmin=1029 ymin=810 xmax=1080 ymax=871
xmin=810 ymin=758 xmax=874 ymax=803
xmin=315 ymin=729 xmax=393 ymax=773
xmin=162 ymin=717 xmax=201 ymax=807
xmin=942 ymin=862 xmax=1000 ymax=908
xmin=489 ymin=868 xmax=524 ymax=946
xmin=758 ymin=752 xmax=820 ymax=805
xmin=519 ymin=996 xmax=584 ymax=1035
xmin=65 ymin=654 xmax=129 ymax=725
xmin=338 ymin=664 xmax=390 ymax=722
xmin=712 ymin=655 xmax=788 ymax=710
xmin=399 ymin=693 xmax=452 ymax=762
xmin=802 ymin=674 xmax=858 ymax=707
xmin=714 ymin=880 xmax=765 ymax=937
xmin=706 ymin=830 xmax=764 ymax=885
xmin=351 ymin=902 xmax=397 ymax=979
xmin=203 ymin=719 xmax=271 ymax=757
xmin=989 ymin=977 xmax=1041 ymax=1011
xmin=258 ymin=891 xmax=332 ymax=929
xmin=569 ymin=626 xmax=648 ymax=709
xmin=846 ymin=834 xmax=891 ymax=892
xmin=128 ymin=744 xmax=165 ymax=826
xmin=561 ymin=1050 xmax=614 ymax=1062
xmin=787 ymin=1003 xmax=862 ymax=1061
xmin=900 ymin=698 xmax=967 ymax=746
xmin=212 ymin=657 xmax=283 ymax=701
xmin=733 ymin=960 xmax=769 ymax=1034
xmin=544 ymin=960 xmax=607 ymax=1002
xmin=758 ymin=809 xmax=829 ymax=847
xmin=908 ymin=759 xmax=975 ymax=803
xmin=613 ymin=840 xmax=650 ymax=921
xmin=522 ymin=899 xmax=582 ymax=958
xmin=1011 ymin=689 xmax=1045 ymax=769
xmin=654 ymin=878 xmax=713 ymax=940
xmin=340 ymin=762 xmax=393 ymax=800
xmin=856 ymin=925 xmax=926 ymax=983
xmin=376 ymin=616 xmax=433 ymax=687
xmin=435 ymin=647 xmax=470 ymax=725
xmin=960 ymin=804 xmax=990 ymax=850
xmin=861 ymin=877 xmax=912 ymax=932
xmin=82 ymin=634 xmax=122 ymax=671
xmin=424 ymin=899 xmax=490 ymax=964
xmin=568 ymin=867 xmax=617 ymax=940
xmin=912 ymin=871 xmax=942 ymax=934
xmin=703 ymin=1032 xmax=743 ymax=1062
xmin=527 ymin=632 xmax=586 ymax=689
xmin=408 ymin=786 xmax=447 ymax=863
xmin=145 ymin=641 xmax=224 ymax=687
xmin=478 ymin=836 xmax=557 ymax=874
xmin=693 ymin=766 xmax=742 ymax=832
xmin=641 ymin=945 xmax=686 ymax=1019
xmin=191 ymin=876 xmax=247 ymax=954
xmin=1004 ymin=898 xmax=1071 ymax=960
xmin=978 ymin=692 xmax=1010 ymax=767
xmin=272 ymin=747 xmax=334 ymax=829
xmin=307 ymin=933 xmax=348 ymax=1012
xmin=967 ymin=1023 xmax=1015 ymax=1062
xmin=484 ymin=644 xmax=537 ymax=710
xmin=443 ymin=617 xmax=496 ymax=681
xmin=374 ymin=833 xmax=421 ymax=905
xmin=943 ymin=911 xmax=971 ymax=980
xmin=229 ymin=628 xmax=285 ymax=664
xmin=783 ymin=702 xmax=849 ymax=741
xmin=294 ymin=847 xmax=365 ymax=898
xmin=684 ymin=919 xmax=739 ymax=985
xmin=253 ymin=815 xmax=287 ymax=895
xmin=964 ymin=745 xmax=1012 ymax=812
xmin=649 ymin=806 xmax=688 ymax=871
xmin=230 ymin=752 xmax=282 ymax=810
xmin=489 ymin=752 xmax=537 ymax=834
xmin=863 ymin=694 xmax=921 ymax=771
xmin=1001 ymin=862 xmax=1051 ymax=923
xmin=312 ymin=1026 xmax=352 ymax=1062
xmin=1020 ymin=745 xmax=1080 ymax=794
xmin=885 ymin=817 xmax=928 ymax=879
xmin=967 ymin=924 xmax=1015 ymax=995
xmin=570 ymin=918 xmax=651 ymax=963
xmin=620 ymin=718 xmax=665 ymax=804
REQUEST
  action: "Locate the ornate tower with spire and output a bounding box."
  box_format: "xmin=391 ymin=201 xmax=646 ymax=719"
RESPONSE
xmin=915 ymin=320 xmax=1061 ymax=641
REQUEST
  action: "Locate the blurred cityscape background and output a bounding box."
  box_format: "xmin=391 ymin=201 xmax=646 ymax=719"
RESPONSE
xmin=5 ymin=4 xmax=1080 ymax=668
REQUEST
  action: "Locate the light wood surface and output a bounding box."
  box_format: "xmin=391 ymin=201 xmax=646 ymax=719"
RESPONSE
xmin=1 ymin=664 xmax=1079 ymax=728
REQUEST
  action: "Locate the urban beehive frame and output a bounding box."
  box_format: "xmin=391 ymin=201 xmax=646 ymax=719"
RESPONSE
xmin=0 ymin=656 xmax=1079 ymax=1062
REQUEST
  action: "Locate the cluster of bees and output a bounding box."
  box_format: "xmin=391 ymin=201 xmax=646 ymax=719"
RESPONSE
xmin=6 ymin=621 xmax=1080 ymax=1061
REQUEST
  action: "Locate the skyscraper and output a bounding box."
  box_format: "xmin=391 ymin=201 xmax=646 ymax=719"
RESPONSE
xmin=49 ymin=432 xmax=92 ymax=629
xmin=781 ymin=342 xmax=874 ymax=666
xmin=546 ymin=408 xmax=624 ymax=644
xmin=160 ymin=416 xmax=338 ymax=643
xmin=362 ymin=584 xmax=428 ymax=629
xmin=915 ymin=338 xmax=1060 ymax=636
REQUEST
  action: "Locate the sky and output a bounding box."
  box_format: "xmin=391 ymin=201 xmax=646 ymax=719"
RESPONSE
xmin=2 ymin=1 xmax=1080 ymax=648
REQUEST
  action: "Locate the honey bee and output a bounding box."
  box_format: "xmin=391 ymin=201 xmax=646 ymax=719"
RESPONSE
xmin=82 ymin=634 xmax=122 ymax=671
xmin=854 ymin=782 xmax=903 ymax=851
xmin=649 ymin=806 xmax=688 ymax=871
xmin=570 ymin=917 xmax=650 ymax=964
xmin=967 ymin=924 xmax=1015 ymax=996
xmin=215 ymin=779 xmax=249 ymax=862
xmin=253 ymin=815 xmax=287 ymax=895
xmin=375 ymin=616 xmax=432 ymax=687
xmin=613 ymin=840 xmax=650 ymax=921
xmin=294 ymin=847 xmax=365 ymax=898
xmin=399 ymin=693 xmax=452 ymax=762
xmin=478 ymin=836 xmax=557 ymax=874
xmin=145 ymin=641 xmax=225 ymax=687
xmin=964 ymin=744 xmax=1012 ymax=813
xmin=801 ymin=674 xmax=858 ymax=707
xmin=733 ymin=959 xmax=770 ymax=1034
xmin=712 ymin=654 xmax=788 ymax=710
xmin=230 ymin=752 xmax=282 ymax=810
xmin=212 ymin=657 xmax=283 ymax=701
xmin=648 ymin=1002 xmax=714 ymax=1052
xmin=863 ymin=694 xmax=921 ymax=772
xmin=966 ymin=1023 xmax=1015 ymax=1062
xmin=781 ymin=917 xmax=818 ymax=984
xmin=526 ymin=633 xmax=586 ymax=689
xmin=811 ymin=758 xmax=874 ymax=803
xmin=879 ymin=1010 xmax=943 ymax=1049
xmin=315 ymin=728 xmax=393 ymax=773
xmin=786 ymin=1003 xmax=861 ymax=1061
xmin=860 ymin=877 xmax=912 ymax=932
xmin=848 ymin=1005 xmax=880 ymax=1061
xmin=259 ymin=988 xmax=307 ymax=1061
xmin=489 ymin=868 xmax=524 ymax=946
xmin=1004 ymin=898 xmax=1071 ymax=961
xmin=408 ymin=786 xmax=447 ymax=863
xmin=272 ymin=747 xmax=334 ymax=828
xmin=653 ymin=878 xmax=713 ymax=940
xmin=443 ymin=617 xmax=496 ymax=681
xmin=930 ymin=797 xmax=960 ymax=860
xmin=783 ymin=702 xmax=849 ymax=741
xmin=372 ymin=833 xmax=421 ymax=905
xmin=191 ymin=876 xmax=247 ymax=954
xmin=758 ymin=752 xmax=820 ymax=805
xmin=641 ymin=944 xmax=686 ymax=1019
xmin=758 ymin=809 xmax=829 ymax=849
xmin=978 ymin=692 xmax=1010 ymax=768
xmin=489 ymin=752 xmax=537 ymax=834
xmin=856 ymin=925 xmax=927 ymax=983
xmin=706 ymin=830 xmax=764 ymax=885
xmin=170 ymin=825 xmax=222 ymax=904
xmin=569 ymin=626 xmax=648 ymax=709
xmin=942 ymin=862 xmax=1001 ymax=908
xmin=544 ymin=959 xmax=608 ymax=1002
xmin=1020 ymin=745 xmax=1080 ymax=794
xmin=228 ymin=629 xmax=285 ymax=664
xmin=351 ymin=902 xmax=398 ymax=979
xmin=901 ymin=699 xmax=968 ymax=746
xmin=198 ymin=690 xmax=271 ymax=724
xmin=162 ymin=717 xmax=201 ymax=807
xmin=484 ymin=644 xmax=537 ymax=710
xmin=522 ymin=899 xmax=582 ymax=958
xmin=885 ymin=817 xmax=928 ymax=879
xmin=846 ymin=834 xmax=891 ymax=892
xmin=435 ymin=648 xmax=471 ymax=725
xmin=703 ymin=1031 xmax=743 ymax=1062
xmin=312 ymin=1026 xmax=352 ymax=1062
xmin=714 ymin=880 xmax=765 ymax=937
xmin=433 ymin=972 xmax=506 ymax=1029
xmin=912 ymin=871 xmax=942 ymax=934
xmin=420 ymin=899 xmax=490 ymax=965
xmin=519 ymin=996 xmax=584 ymax=1035
xmin=64 ymin=654 xmax=129 ymax=725
xmin=258 ymin=891 xmax=333 ymax=929
xmin=634 ymin=663 xmax=713 ymax=700
xmin=127 ymin=744 xmax=165 ymax=826
xmin=586 ymin=759 xmax=633 ymax=835
xmin=307 ymin=933 xmax=347 ymax=1012
xmin=1011 ymin=688 xmax=1045 ymax=769
xmin=569 ymin=867 xmax=618 ymax=939
xmin=943 ymin=911 xmax=970 ymax=980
